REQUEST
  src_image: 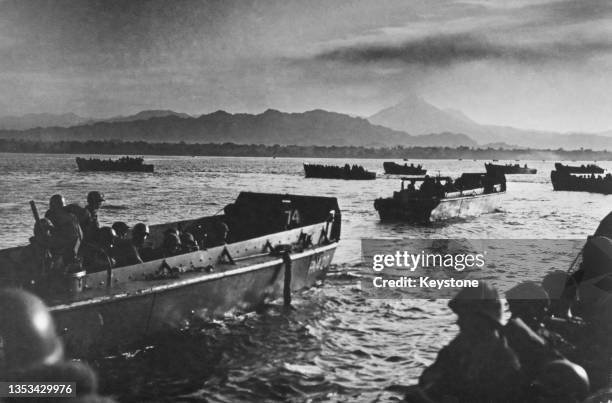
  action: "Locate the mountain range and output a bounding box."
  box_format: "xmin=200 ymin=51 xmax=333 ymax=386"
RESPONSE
xmin=368 ymin=95 xmax=612 ymax=150
xmin=0 ymin=109 xmax=476 ymax=147
xmin=2 ymin=99 xmax=612 ymax=149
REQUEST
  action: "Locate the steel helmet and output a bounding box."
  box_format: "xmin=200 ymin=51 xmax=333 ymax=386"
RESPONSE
xmin=0 ymin=289 xmax=64 ymax=372
xmin=87 ymin=191 xmax=105 ymax=205
xmin=448 ymin=282 xmax=503 ymax=325
xmin=111 ymin=221 xmax=130 ymax=237
xmin=532 ymin=359 xmax=589 ymax=401
xmin=506 ymin=281 xmax=549 ymax=301
xmin=132 ymin=223 xmax=149 ymax=236
xmin=49 ymin=194 xmax=65 ymax=211
xmin=506 ymin=281 xmax=550 ymax=316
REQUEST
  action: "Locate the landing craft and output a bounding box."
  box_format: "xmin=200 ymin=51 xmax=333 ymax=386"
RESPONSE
xmin=374 ymin=173 xmax=506 ymax=223
xmin=76 ymin=156 xmax=154 ymax=173
xmin=485 ymin=162 xmax=536 ymax=175
xmin=383 ymin=162 xmax=427 ymax=175
xmin=0 ymin=192 xmax=341 ymax=358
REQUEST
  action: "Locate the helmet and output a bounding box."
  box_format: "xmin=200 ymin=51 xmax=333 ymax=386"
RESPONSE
xmin=448 ymin=282 xmax=502 ymax=324
xmin=532 ymin=359 xmax=589 ymax=401
xmin=132 ymin=223 xmax=149 ymax=237
xmin=0 ymin=289 xmax=64 ymax=372
xmin=49 ymin=194 xmax=65 ymax=211
xmin=506 ymin=281 xmax=549 ymax=301
xmin=111 ymin=221 xmax=129 ymax=237
xmin=87 ymin=191 xmax=105 ymax=205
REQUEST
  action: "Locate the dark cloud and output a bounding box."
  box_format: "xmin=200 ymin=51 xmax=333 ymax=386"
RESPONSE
xmin=314 ymin=32 xmax=612 ymax=66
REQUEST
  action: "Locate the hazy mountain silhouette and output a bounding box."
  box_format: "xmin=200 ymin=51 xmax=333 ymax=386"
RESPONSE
xmin=100 ymin=110 xmax=192 ymax=123
xmin=369 ymin=95 xmax=612 ymax=150
xmin=0 ymin=113 xmax=89 ymax=130
xmin=0 ymin=108 xmax=477 ymax=147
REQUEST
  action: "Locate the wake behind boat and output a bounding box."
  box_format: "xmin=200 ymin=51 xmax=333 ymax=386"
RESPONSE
xmin=374 ymin=173 xmax=506 ymax=223
xmin=0 ymin=192 xmax=341 ymax=357
xmin=76 ymin=156 xmax=154 ymax=172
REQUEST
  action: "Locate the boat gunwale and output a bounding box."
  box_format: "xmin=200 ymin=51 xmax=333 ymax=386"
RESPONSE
xmin=49 ymin=242 xmax=336 ymax=312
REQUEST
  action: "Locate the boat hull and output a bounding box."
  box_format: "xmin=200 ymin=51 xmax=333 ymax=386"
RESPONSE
xmin=551 ymin=171 xmax=612 ymax=194
xmin=383 ymin=162 xmax=426 ymax=175
xmin=485 ymin=164 xmax=536 ymax=175
xmin=554 ymin=163 xmax=604 ymax=174
xmin=0 ymin=191 xmax=342 ymax=358
xmin=76 ymin=157 xmax=154 ymax=172
xmin=374 ymin=191 xmax=504 ymax=223
xmin=303 ymin=164 xmax=376 ymax=180
xmin=51 ymin=244 xmax=335 ymax=357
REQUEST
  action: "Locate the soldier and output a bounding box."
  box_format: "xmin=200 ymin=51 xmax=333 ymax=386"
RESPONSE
xmin=111 ymin=221 xmax=130 ymax=240
xmin=0 ymin=289 xmax=116 ymax=402
xmin=85 ymin=191 xmax=105 ymax=231
xmin=44 ymin=194 xmax=83 ymax=268
xmin=416 ymin=283 xmax=522 ymax=402
xmin=180 ymin=232 xmax=199 ymax=253
xmin=114 ymin=223 xmax=149 ymax=266
xmin=503 ymin=282 xmax=570 ymax=393
xmin=162 ymin=228 xmax=182 ymax=257
xmin=79 ymin=226 xmax=116 ymax=271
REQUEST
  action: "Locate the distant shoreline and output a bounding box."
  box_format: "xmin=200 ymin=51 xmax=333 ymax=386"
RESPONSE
xmin=1 ymin=139 xmax=610 ymax=160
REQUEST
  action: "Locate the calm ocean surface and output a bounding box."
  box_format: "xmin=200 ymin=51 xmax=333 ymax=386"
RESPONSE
xmin=1 ymin=153 xmax=610 ymax=402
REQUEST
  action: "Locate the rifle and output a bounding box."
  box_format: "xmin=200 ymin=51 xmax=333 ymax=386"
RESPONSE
xmin=30 ymin=200 xmax=40 ymax=222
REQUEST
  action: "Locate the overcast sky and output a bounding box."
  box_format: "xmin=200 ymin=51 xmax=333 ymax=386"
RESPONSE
xmin=1 ymin=0 xmax=612 ymax=132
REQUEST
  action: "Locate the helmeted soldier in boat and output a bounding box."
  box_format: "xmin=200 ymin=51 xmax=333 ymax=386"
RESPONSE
xmin=503 ymin=282 xmax=574 ymax=384
xmin=43 ymin=194 xmax=83 ymax=269
xmin=79 ymin=226 xmax=116 ymax=271
xmin=113 ymin=222 xmax=150 ymax=266
xmin=86 ymin=191 xmax=105 ymax=232
xmin=0 ymin=288 xmax=116 ymax=402
xmin=63 ymin=190 xmax=105 ymax=243
xmin=409 ymin=282 xmax=523 ymax=402
xmin=111 ymin=221 xmax=129 ymax=240
xmin=162 ymin=228 xmax=183 ymax=257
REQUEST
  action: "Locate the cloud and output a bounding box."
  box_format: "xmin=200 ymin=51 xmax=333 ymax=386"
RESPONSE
xmin=313 ymin=31 xmax=612 ymax=67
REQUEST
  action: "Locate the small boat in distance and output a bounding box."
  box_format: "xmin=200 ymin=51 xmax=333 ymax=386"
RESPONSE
xmin=76 ymin=156 xmax=154 ymax=173
xmin=383 ymin=162 xmax=426 ymax=175
xmin=303 ymin=163 xmax=376 ymax=180
xmin=551 ymin=170 xmax=612 ymax=194
xmin=554 ymin=162 xmax=604 ymax=174
xmin=374 ymin=172 xmax=506 ymax=223
xmin=485 ymin=162 xmax=537 ymax=175
xmin=0 ymin=192 xmax=341 ymax=357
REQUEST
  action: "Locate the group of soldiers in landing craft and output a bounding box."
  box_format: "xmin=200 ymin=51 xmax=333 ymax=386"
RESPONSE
xmin=409 ymin=216 xmax=612 ymax=403
xmin=29 ymin=191 xmax=226 ymax=276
